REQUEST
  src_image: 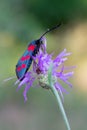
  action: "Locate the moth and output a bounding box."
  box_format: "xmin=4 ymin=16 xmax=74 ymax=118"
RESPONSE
xmin=16 ymin=24 xmax=61 ymax=81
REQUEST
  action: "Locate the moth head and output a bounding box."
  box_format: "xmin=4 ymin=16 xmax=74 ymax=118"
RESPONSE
xmin=39 ymin=36 xmax=46 ymax=45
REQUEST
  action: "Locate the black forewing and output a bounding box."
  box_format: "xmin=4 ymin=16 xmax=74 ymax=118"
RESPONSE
xmin=16 ymin=49 xmax=33 ymax=81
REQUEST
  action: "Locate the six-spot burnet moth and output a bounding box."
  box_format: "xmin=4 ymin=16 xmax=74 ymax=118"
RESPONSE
xmin=16 ymin=24 xmax=61 ymax=81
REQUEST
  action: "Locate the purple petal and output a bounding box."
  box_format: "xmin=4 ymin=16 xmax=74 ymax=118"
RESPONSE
xmin=53 ymin=49 xmax=71 ymax=67
xmin=23 ymin=84 xmax=31 ymax=102
xmin=16 ymin=72 xmax=34 ymax=91
xmin=60 ymin=77 xmax=73 ymax=88
xmin=55 ymin=68 xmax=73 ymax=88
xmin=16 ymin=77 xmax=29 ymax=91
xmin=63 ymin=72 xmax=74 ymax=79
xmin=23 ymin=77 xmax=35 ymax=102
xmin=55 ymin=82 xmax=69 ymax=94
xmin=33 ymin=61 xmax=37 ymax=72
xmin=58 ymin=49 xmax=71 ymax=57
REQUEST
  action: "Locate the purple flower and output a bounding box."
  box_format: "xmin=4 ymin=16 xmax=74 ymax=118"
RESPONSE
xmin=15 ymin=41 xmax=74 ymax=102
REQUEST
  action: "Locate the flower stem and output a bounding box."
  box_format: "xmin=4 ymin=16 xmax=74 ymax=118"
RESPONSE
xmin=48 ymin=64 xmax=71 ymax=130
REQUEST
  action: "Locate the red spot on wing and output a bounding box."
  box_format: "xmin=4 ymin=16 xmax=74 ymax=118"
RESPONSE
xmin=21 ymin=55 xmax=30 ymax=61
xmin=21 ymin=64 xmax=26 ymax=68
xmin=17 ymin=66 xmax=21 ymax=71
xmin=28 ymin=45 xmax=36 ymax=51
xmin=17 ymin=64 xmax=26 ymax=71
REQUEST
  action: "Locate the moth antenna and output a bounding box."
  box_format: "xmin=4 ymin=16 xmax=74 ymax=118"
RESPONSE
xmin=40 ymin=23 xmax=61 ymax=38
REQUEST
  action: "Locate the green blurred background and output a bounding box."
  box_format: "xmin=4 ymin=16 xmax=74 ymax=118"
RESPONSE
xmin=0 ymin=0 xmax=87 ymax=130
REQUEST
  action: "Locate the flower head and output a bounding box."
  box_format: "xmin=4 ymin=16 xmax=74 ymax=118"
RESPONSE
xmin=15 ymin=39 xmax=74 ymax=102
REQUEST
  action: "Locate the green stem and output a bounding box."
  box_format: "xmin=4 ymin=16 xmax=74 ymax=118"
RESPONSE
xmin=48 ymin=64 xmax=71 ymax=130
